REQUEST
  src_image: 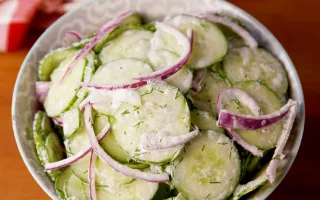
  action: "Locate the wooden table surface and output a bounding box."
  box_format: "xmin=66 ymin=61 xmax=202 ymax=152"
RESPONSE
xmin=0 ymin=0 xmax=319 ymax=199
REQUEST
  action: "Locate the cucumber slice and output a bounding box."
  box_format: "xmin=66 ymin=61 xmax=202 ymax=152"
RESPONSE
xmin=165 ymin=14 xmax=228 ymax=69
xmin=71 ymin=88 xmax=89 ymax=109
xmin=81 ymin=182 xmax=89 ymax=200
xmin=95 ymin=157 xmax=135 ymax=186
xmin=94 ymin=14 xmax=143 ymax=53
xmin=113 ymin=82 xmax=190 ymax=164
xmin=41 ymin=112 xmax=54 ymax=137
xmin=33 ymin=111 xmax=47 ymax=165
xmin=189 ymin=70 xmax=229 ymax=116
xmin=38 ymin=47 xmax=77 ymax=81
xmin=148 ymin=49 xmax=193 ymax=93
xmin=33 ymin=111 xmax=64 ymax=181
xmin=147 ymin=22 xmax=194 ymax=92
xmin=83 ymin=177 xmax=159 ymax=200
xmin=190 ymin=110 xmax=224 ymax=132
xmin=62 ymin=108 xmax=80 ymax=138
xmin=91 ymin=58 xmax=153 ymax=85
xmin=45 ymin=132 xmax=65 ymax=164
xmin=214 ymin=16 xmax=248 ymax=49
xmin=231 ymin=167 xmax=268 ymax=200
xmin=44 ymin=51 xmax=94 ymax=117
xmin=55 ymin=168 xmax=73 ymax=200
xmin=171 ymin=130 xmax=241 ymax=200
xmin=93 ymin=114 xmax=131 ymax=163
xmin=67 ymin=117 xmax=134 ymax=187
xmin=83 ymin=54 xmax=96 ymax=83
xmin=65 ymin=126 xmax=89 ymax=156
xmin=89 ymin=89 xmax=142 ymax=116
xmin=226 ymin=81 xmax=284 ymax=150
xmin=88 ymin=58 xmax=151 ymax=115
xmin=99 ymin=29 xmax=153 ymax=64
xmin=71 ymin=154 xmax=134 ymax=187
xmin=65 ymin=173 xmax=86 ymax=200
xmin=223 ymin=47 xmax=288 ymax=98
xmin=45 ymin=132 xmax=65 ymax=181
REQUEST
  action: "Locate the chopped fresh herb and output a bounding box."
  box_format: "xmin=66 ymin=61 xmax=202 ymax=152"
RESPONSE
xmin=232 ymin=98 xmax=243 ymax=109
xmin=202 ymin=145 xmax=206 ymax=151
xmin=183 ymin=147 xmax=186 ymax=153
xmin=155 ymin=88 xmax=164 ymax=93
xmin=124 ymin=131 xmax=127 ymax=135
xmin=141 ymin=86 xmax=155 ymax=96
xmin=175 ymin=90 xmax=181 ymax=99
xmin=160 ymin=104 xmax=168 ymax=109
xmin=203 ymin=82 xmax=207 ymax=88
xmin=209 ymin=181 xmax=221 ymax=184
xmin=259 ymin=108 xmax=263 ymax=114
xmin=121 ymin=110 xmax=130 ymax=115
xmin=133 ymin=105 xmax=140 ymax=111
xmin=133 ymin=121 xmax=142 ymax=128
xmin=200 ymin=22 xmax=210 ymax=31
xmin=218 ymin=142 xmax=228 ymax=145
xmin=205 ymin=193 xmax=211 ymax=199
xmin=83 ymin=170 xmax=88 ymax=174
xmin=272 ymin=154 xmax=281 ymax=160
xmin=133 ymin=152 xmax=148 ymax=157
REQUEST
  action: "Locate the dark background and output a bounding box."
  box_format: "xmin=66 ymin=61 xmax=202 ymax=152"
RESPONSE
xmin=0 ymin=0 xmax=319 ymax=199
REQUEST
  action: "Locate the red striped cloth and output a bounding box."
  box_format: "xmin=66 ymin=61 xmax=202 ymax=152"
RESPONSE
xmin=0 ymin=0 xmax=41 ymax=52
xmin=0 ymin=0 xmax=89 ymax=52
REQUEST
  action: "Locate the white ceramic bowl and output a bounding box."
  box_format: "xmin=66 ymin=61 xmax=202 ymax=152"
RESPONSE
xmin=12 ymin=0 xmax=305 ymax=199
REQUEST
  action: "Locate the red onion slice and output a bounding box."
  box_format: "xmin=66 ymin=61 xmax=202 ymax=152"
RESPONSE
xmin=79 ymin=97 xmax=91 ymax=111
xmin=63 ymin=31 xmax=82 ymax=47
xmin=80 ymin=81 xmax=148 ymax=91
xmin=216 ymin=88 xmax=264 ymax=156
xmin=204 ymin=13 xmax=258 ymax=49
xmin=84 ymin=104 xmax=169 ymax=183
xmin=226 ymin=128 xmax=264 ymax=157
xmin=88 ymin=151 xmax=97 ymax=200
xmin=35 ymin=81 xmax=51 ymax=104
xmin=97 ymin=10 xmax=135 ymax=35
xmin=266 ymin=100 xmax=298 ymax=183
xmin=141 ymin=125 xmax=199 ymax=150
xmin=216 ymin=88 xmax=261 ymax=115
xmin=190 ymin=69 xmax=205 ymax=93
xmin=132 ymin=23 xmax=193 ymax=81
xmin=44 ymin=127 xmax=110 ymax=170
xmin=60 ymin=11 xmax=135 ymax=83
xmin=52 ymin=117 xmax=63 ymax=126
xmin=217 ymin=100 xmax=296 ymax=130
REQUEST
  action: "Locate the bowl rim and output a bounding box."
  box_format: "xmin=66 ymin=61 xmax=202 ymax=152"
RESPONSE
xmin=11 ymin=0 xmax=305 ymax=199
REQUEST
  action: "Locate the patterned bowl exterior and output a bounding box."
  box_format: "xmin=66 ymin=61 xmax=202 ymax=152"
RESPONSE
xmin=12 ymin=0 xmax=305 ymax=199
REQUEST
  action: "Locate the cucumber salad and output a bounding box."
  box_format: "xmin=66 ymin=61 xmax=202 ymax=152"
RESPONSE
xmin=33 ymin=11 xmax=298 ymax=200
